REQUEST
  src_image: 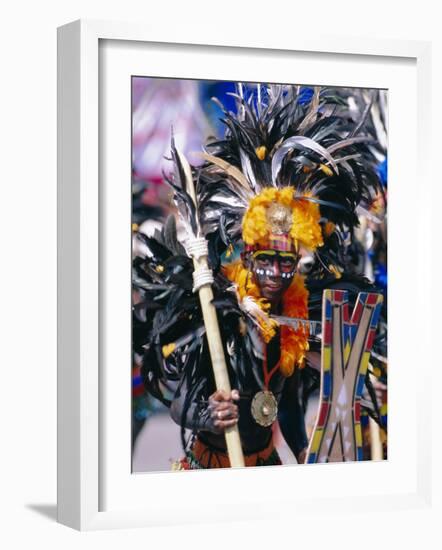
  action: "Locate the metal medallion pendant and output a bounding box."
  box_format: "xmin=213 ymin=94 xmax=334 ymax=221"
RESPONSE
xmin=251 ymin=391 xmax=278 ymax=427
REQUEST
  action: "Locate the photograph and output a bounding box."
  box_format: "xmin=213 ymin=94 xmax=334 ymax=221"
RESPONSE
xmin=131 ymin=77 xmax=388 ymax=472
xmin=1 ymin=0 xmax=438 ymax=542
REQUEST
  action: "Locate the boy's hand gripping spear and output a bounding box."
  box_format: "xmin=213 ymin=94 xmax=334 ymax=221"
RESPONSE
xmin=170 ymin=144 xmax=245 ymax=468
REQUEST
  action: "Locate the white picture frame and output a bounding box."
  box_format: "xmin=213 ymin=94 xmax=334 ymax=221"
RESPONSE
xmin=57 ymin=19 xmax=433 ymax=531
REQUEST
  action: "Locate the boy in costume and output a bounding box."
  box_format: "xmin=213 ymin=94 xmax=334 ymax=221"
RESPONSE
xmin=132 ymin=84 xmax=387 ymax=468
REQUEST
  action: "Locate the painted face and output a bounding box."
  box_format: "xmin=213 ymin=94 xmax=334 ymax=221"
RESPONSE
xmin=252 ymin=250 xmax=298 ymax=305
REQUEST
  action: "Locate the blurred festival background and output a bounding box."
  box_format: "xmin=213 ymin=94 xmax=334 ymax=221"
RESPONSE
xmin=131 ymin=77 xmax=388 ymax=472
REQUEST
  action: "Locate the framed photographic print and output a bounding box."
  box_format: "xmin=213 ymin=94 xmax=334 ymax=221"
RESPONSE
xmin=57 ymin=19 xmax=432 ymax=531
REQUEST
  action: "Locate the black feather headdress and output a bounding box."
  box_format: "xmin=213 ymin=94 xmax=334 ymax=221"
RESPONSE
xmin=197 ymin=84 xmax=384 ymax=274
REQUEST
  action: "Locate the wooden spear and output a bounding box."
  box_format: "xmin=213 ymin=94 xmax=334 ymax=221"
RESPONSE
xmin=177 ymin=149 xmax=245 ymax=468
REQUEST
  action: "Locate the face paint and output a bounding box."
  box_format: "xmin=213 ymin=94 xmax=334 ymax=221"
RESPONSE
xmin=252 ymin=250 xmax=299 ymax=306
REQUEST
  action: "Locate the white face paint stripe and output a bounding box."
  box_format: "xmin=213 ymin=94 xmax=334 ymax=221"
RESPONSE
xmin=253 ymin=265 xmax=296 ymax=279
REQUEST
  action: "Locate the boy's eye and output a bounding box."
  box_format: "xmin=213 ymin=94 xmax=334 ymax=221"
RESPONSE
xmin=280 ymin=259 xmax=295 ymax=268
xmin=255 ymin=254 xmax=274 ymax=264
xmin=256 ymin=259 xmax=271 ymax=268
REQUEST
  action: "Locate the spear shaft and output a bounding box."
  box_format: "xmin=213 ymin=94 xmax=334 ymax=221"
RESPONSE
xmin=179 ymin=151 xmax=245 ymax=468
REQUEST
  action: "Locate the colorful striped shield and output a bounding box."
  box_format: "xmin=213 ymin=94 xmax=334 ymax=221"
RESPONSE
xmin=305 ymin=289 xmax=383 ymax=463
